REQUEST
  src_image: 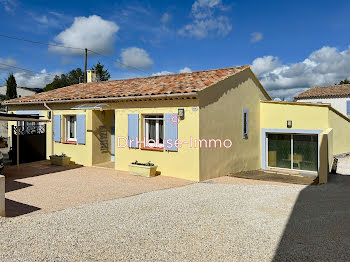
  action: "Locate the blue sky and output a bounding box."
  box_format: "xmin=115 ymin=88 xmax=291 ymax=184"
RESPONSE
xmin=1 ymin=0 xmax=350 ymax=99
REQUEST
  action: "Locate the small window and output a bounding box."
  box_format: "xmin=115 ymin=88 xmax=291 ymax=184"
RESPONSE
xmin=242 ymin=109 xmax=248 ymax=139
xmin=65 ymin=115 xmax=77 ymax=142
xmin=144 ymin=115 xmax=164 ymax=147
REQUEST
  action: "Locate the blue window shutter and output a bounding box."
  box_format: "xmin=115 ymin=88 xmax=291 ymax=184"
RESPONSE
xmin=347 ymin=101 xmax=350 ymax=115
xmin=128 ymin=114 xmax=139 ymax=148
xmin=76 ymin=114 xmax=86 ymax=144
xmin=53 ymin=115 xmax=61 ymax=142
xmin=164 ymin=113 xmax=178 ymax=151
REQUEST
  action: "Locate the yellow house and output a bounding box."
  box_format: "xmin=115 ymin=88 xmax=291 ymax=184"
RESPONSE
xmin=4 ymin=66 xmax=350 ymax=182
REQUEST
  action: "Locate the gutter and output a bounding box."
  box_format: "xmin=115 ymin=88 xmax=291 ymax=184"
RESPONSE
xmin=4 ymin=92 xmax=198 ymax=106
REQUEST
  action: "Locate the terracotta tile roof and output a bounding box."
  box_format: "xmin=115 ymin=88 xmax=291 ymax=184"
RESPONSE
xmin=5 ymin=65 xmax=250 ymax=104
xmin=295 ymin=84 xmax=350 ymax=99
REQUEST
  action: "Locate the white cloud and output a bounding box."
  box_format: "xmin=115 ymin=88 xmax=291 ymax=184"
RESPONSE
xmin=251 ymin=46 xmax=350 ymax=100
xmin=0 ymin=57 xmax=17 ymax=70
xmin=0 ymin=0 xmax=16 ymax=13
xmin=152 ymin=71 xmax=173 ymax=76
xmin=251 ymin=56 xmax=280 ymax=76
xmin=251 ymin=32 xmax=263 ymax=43
xmin=35 ymin=15 xmax=49 ymax=24
xmin=161 ymin=13 xmax=171 ymax=24
xmin=0 ymin=58 xmax=60 ymax=88
xmin=118 ymin=47 xmax=154 ymax=70
xmin=179 ymin=67 xmax=192 ymax=73
xmin=49 ymin=15 xmax=119 ymax=56
xmin=30 ymin=11 xmax=70 ymax=29
xmin=152 ymin=67 xmax=193 ymax=76
xmin=13 ymin=69 xmax=61 ymax=89
xmin=179 ymin=0 xmax=231 ymax=39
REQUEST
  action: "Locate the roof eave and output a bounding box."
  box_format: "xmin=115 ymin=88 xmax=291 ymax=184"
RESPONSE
xmin=4 ymin=92 xmax=198 ymax=106
xmin=295 ymin=94 xmax=350 ymax=100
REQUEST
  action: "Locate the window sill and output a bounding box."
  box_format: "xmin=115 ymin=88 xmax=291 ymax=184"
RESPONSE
xmin=140 ymin=147 xmax=164 ymax=152
xmin=63 ymin=141 xmax=77 ymax=145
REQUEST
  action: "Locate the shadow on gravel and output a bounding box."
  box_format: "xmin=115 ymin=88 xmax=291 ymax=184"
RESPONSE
xmin=5 ymin=199 xmax=41 ymax=217
xmin=273 ymin=174 xmax=350 ymax=261
xmin=5 ymin=180 xmax=32 ymax=193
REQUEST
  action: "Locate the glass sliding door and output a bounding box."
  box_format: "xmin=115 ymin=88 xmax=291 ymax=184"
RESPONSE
xmin=267 ymin=134 xmax=292 ymax=169
xmin=293 ymin=135 xmax=318 ymax=171
xmin=267 ymin=133 xmax=318 ymax=172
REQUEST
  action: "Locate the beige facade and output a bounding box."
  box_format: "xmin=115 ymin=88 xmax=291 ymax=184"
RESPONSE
xmin=198 ymin=68 xmax=270 ymax=180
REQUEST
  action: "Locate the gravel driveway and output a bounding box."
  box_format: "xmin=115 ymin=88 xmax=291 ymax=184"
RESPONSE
xmin=0 ymin=175 xmax=349 ymax=262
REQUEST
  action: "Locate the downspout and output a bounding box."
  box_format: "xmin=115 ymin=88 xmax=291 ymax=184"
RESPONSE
xmin=43 ymin=102 xmax=54 ymax=156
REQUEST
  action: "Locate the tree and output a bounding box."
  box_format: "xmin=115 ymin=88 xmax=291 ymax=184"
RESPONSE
xmin=67 ymin=68 xmax=84 ymax=84
xmin=5 ymin=73 xmax=17 ymax=100
xmin=91 ymin=61 xmax=111 ymax=81
xmin=43 ymin=68 xmax=84 ymax=92
xmin=338 ymin=78 xmax=350 ymax=85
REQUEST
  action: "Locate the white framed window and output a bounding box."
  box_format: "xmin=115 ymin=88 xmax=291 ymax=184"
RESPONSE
xmin=65 ymin=115 xmax=77 ymax=142
xmin=144 ymin=115 xmax=164 ymax=147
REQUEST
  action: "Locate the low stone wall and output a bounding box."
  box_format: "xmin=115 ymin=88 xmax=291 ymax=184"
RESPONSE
xmin=0 ymin=175 xmax=4 ymax=216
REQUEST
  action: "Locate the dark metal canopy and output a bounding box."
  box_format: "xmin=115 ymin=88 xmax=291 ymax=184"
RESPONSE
xmin=0 ymin=112 xmax=49 ymax=122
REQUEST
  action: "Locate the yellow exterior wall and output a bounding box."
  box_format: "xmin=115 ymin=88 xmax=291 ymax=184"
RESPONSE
xmin=198 ymin=69 xmax=270 ymax=180
xmin=260 ymin=101 xmax=350 ymax=156
xmin=114 ymin=99 xmax=200 ymax=181
xmin=328 ymin=109 xmax=350 ymax=155
xmin=7 ymin=100 xmax=200 ymax=181
xmin=319 ymin=128 xmax=333 ymax=183
xmin=260 ymin=102 xmax=329 ymax=130
xmin=51 ymin=109 xmax=92 ymax=166
xmin=260 ymin=102 xmax=350 ymax=181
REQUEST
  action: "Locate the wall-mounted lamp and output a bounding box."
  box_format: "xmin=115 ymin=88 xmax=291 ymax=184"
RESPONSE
xmin=287 ymin=120 xmax=292 ymax=128
xmin=178 ymin=108 xmax=185 ymax=119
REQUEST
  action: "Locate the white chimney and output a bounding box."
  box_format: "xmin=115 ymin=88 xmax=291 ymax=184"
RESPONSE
xmin=87 ymin=70 xmax=97 ymax=83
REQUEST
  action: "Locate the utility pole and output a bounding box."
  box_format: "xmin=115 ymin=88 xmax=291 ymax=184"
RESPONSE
xmin=84 ymin=48 xmax=87 ymax=83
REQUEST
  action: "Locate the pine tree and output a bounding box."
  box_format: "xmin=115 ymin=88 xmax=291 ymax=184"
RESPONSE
xmin=91 ymin=61 xmax=111 ymax=81
xmin=43 ymin=68 xmax=84 ymax=92
xmin=339 ymin=78 xmax=350 ymax=85
xmin=5 ymin=73 xmax=17 ymax=100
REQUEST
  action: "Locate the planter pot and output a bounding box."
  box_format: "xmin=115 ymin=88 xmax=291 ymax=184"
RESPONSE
xmin=50 ymin=156 xmax=71 ymax=166
xmin=128 ymin=164 xmax=158 ymax=177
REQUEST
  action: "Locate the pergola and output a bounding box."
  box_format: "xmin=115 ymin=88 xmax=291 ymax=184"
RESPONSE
xmin=0 ymin=112 xmax=50 ymax=167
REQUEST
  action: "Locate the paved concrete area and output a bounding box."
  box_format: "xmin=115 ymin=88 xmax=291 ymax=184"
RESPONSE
xmin=3 ymin=161 xmax=192 ymax=217
xmin=229 ymin=170 xmax=318 ymax=185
